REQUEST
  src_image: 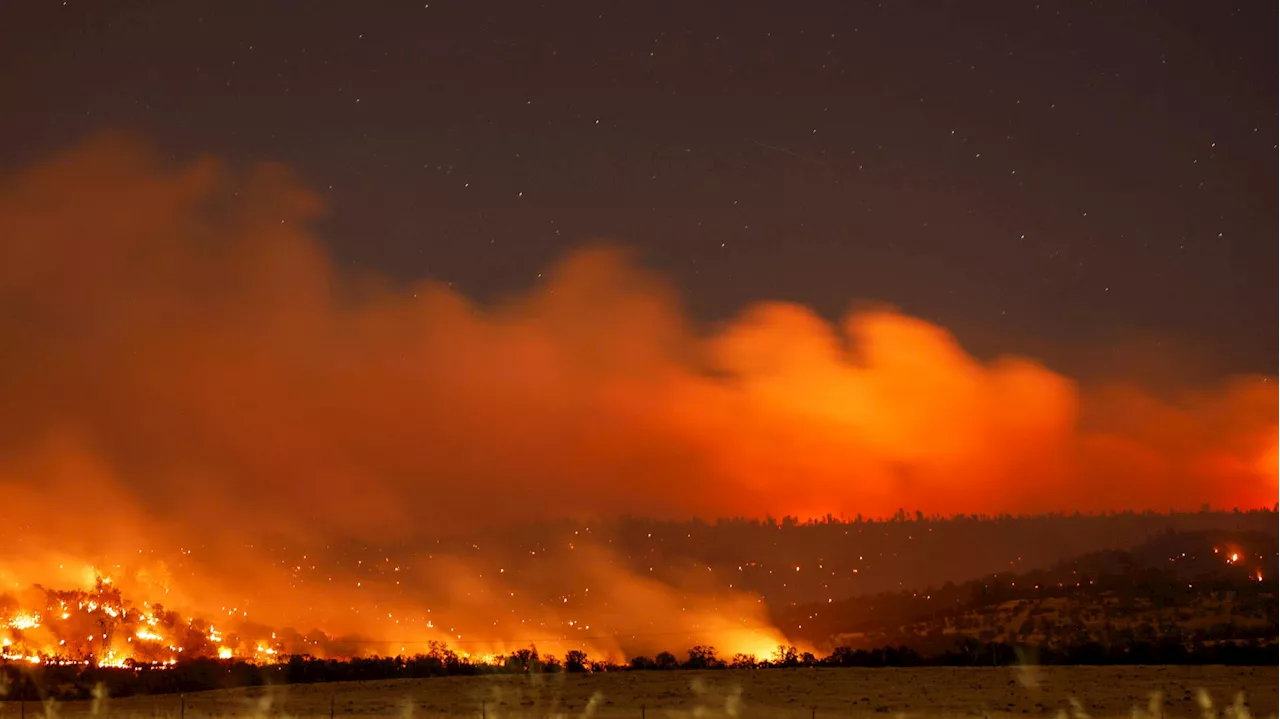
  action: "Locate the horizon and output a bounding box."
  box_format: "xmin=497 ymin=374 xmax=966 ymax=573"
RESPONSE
xmin=0 ymin=0 xmax=1275 ymax=706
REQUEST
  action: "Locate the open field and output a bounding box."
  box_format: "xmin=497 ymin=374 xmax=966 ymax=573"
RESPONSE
xmin=15 ymin=667 xmax=1278 ymax=719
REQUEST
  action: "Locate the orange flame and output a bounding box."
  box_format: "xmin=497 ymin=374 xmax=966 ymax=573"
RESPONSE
xmin=0 ymin=137 xmax=1274 ymax=668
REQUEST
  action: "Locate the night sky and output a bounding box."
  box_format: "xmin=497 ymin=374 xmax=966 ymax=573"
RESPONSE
xmin=0 ymin=1 xmax=1277 ymax=667
xmin=2 ymin=0 xmax=1275 ymax=385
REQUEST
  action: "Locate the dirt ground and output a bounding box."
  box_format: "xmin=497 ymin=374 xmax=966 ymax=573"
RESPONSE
xmin=14 ymin=666 xmax=1279 ymax=719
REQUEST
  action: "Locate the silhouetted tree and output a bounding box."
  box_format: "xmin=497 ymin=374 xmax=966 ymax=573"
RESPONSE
xmin=628 ymin=655 xmax=655 ymax=670
xmin=564 ymin=649 xmax=588 ymax=673
xmin=683 ymin=645 xmax=723 ymax=670
xmin=771 ymin=645 xmax=799 ymax=667
xmin=504 ymin=646 xmax=541 ymax=673
xmin=654 ymin=651 xmax=679 ymax=670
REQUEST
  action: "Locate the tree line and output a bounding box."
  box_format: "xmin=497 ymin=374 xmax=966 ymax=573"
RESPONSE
xmin=1 ymin=637 xmax=1274 ymax=701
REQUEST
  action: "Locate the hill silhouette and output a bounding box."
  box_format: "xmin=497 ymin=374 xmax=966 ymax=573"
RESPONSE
xmin=777 ymin=528 xmax=1277 ymax=654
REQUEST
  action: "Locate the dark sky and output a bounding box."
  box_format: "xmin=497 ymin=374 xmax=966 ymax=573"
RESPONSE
xmin=2 ymin=0 xmax=1275 ymax=385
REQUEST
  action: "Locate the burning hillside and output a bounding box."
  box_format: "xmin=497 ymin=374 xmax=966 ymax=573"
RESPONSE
xmin=0 ymin=576 xmax=284 ymax=667
xmin=0 ymin=138 xmax=1275 ymax=670
xmin=0 ymin=542 xmax=796 ymax=668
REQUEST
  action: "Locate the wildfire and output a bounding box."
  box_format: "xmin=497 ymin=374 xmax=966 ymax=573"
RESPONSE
xmin=0 ymin=575 xmax=292 ymax=668
xmin=0 ymin=555 xmax=803 ymax=669
xmin=6 ymin=612 xmax=40 ymax=631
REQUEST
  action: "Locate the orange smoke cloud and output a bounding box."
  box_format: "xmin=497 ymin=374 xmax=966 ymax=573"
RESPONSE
xmin=0 ymin=135 xmax=1274 ymax=661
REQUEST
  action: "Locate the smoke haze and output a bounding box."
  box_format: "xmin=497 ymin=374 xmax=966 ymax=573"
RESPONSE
xmin=0 ymin=136 xmax=1274 ymax=661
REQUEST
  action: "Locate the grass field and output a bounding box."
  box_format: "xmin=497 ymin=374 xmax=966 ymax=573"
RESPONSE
xmin=9 ymin=666 xmax=1277 ymax=719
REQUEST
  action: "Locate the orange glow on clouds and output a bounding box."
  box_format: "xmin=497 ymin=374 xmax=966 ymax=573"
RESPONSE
xmin=0 ymin=135 xmax=1274 ymax=665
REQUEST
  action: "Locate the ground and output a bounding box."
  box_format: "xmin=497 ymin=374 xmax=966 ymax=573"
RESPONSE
xmin=16 ymin=667 xmax=1279 ymax=719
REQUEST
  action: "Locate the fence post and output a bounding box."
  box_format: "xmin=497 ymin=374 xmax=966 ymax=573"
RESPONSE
xmin=482 ymin=700 xmax=486 ymax=719
xmin=330 ymin=695 xmax=335 ymax=719
xmin=642 ymin=704 xmax=646 ymax=719
xmin=181 ymin=693 xmax=186 ymax=719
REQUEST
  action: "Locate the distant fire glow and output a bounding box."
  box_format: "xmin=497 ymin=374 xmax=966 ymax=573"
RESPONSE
xmin=0 ymin=550 xmax=801 ymax=667
xmin=0 ymin=139 xmax=1276 ymax=670
xmin=0 ymin=578 xmax=180 ymax=667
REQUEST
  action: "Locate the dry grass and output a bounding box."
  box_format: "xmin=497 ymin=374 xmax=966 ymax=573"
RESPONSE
xmin=6 ymin=667 xmax=1277 ymax=719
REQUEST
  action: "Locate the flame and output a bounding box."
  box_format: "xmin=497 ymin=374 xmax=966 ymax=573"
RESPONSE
xmin=0 ymin=574 xmax=297 ymax=667
xmin=0 ymin=558 xmax=803 ymax=668
xmin=0 ymin=136 xmax=1274 ymax=671
xmin=7 ymin=612 xmax=40 ymax=631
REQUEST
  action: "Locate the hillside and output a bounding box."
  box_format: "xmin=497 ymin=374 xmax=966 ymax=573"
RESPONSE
xmin=778 ymin=529 xmax=1278 ymax=654
xmin=261 ymin=508 xmax=1279 ymax=610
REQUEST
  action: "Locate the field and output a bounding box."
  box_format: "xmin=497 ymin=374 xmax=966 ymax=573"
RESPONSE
xmin=14 ymin=667 xmax=1278 ymax=719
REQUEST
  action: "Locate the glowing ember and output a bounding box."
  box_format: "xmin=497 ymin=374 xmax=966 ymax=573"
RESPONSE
xmin=7 ymin=612 xmax=41 ymax=631
xmin=0 ymin=575 xmax=292 ymax=667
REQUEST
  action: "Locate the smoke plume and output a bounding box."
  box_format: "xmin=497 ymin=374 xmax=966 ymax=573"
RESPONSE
xmin=0 ymin=136 xmax=1274 ymax=661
